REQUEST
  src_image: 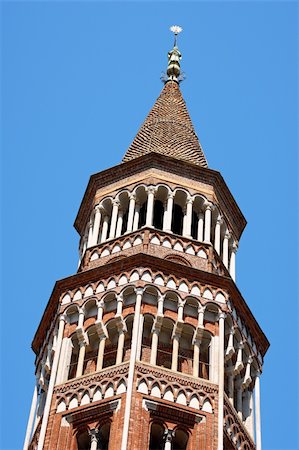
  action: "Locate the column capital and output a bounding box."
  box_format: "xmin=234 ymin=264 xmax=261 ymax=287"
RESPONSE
xmin=216 ymin=215 xmax=223 ymax=225
xmin=224 ymin=230 xmax=231 ymax=240
xmin=88 ymin=428 xmax=99 ymax=442
xmin=231 ymin=241 xmax=239 ymax=252
xmin=204 ymin=201 xmax=213 ymax=211
xmin=134 ymin=287 xmax=144 ymax=297
xmin=146 ymin=185 xmax=157 ymax=195
xmin=129 ymin=192 xmax=136 ymax=201
xmin=59 ymin=314 xmax=67 ymax=323
xmin=167 ymin=191 xmax=175 ymax=200
xmin=218 ymin=311 xmax=226 ymax=321
xmin=186 ymin=195 xmax=194 ymax=205
xmin=95 ymin=204 xmax=103 ymax=214
xmin=164 ymin=429 xmax=175 ymax=443
xmin=97 ymin=299 xmax=104 ymax=309
xmin=112 ymin=199 xmax=121 ymax=207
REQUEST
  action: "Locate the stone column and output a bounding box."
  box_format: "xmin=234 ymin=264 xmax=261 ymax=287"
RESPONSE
xmin=225 ymin=326 xmax=235 ymax=361
xmin=96 ymin=336 xmax=106 ymax=371
xmin=145 ymin=186 xmax=156 ymax=227
xmin=23 ymin=382 xmax=39 ymax=450
xmin=227 ymin=370 xmax=234 ymax=405
xmin=236 ymin=378 xmax=243 ymax=420
xmin=193 ymin=339 xmax=201 ymax=377
xmin=164 ymin=192 xmax=174 ymax=232
xmin=234 ymin=342 xmax=244 ymax=375
xmin=76 ymin=341 xmax=86 ymax=378
xmin=197 ymin=212 xmax=204 ymax=241
xmin=109 ymin=200 xmax=120 ymax=239
xmin=37 ymin=315 xmax=66 ymax=450
xmin=126 ymin=193 xmax=136 ymax=233
xmin=91 ymin=205 xmax=102 ymax=246
xmin=78 ymin=308 xmax=84 ymax=328
xmin=97 ymin=300 xmax=104 ymax=321
xmin=121 ymin=288 xmax=143 ymax=450
xmin=217 ymin=312 xmax=226 ymax=450
xmin=245 ymin=390 xmax=255 ymax=439
xmin=177 ymin=299 xmax=185 ymax=321
xmin=229 ymin=242 xmax=238 ymax=281
xmin=183 ymin=196 xmax=193 ymax=238
xmin=100 ymin=215 xmax=109 ymax=243
xmin=116 ymin=294 xmax=123 ymax=316
xmin=204 ymin=203 xmax=212 ymax=243
xmin=222 ymin=230 xmax=230 ymax=268
xmin=115 ymin=209 xmax=124 ymax=238
xmin=133 ymin=202 xmax=140 ymax=231
xmin=116 ymin=330 xmax=125 ymax=365
xmin=171 ymin=333 xmax=180 ymax=372
xmin=255 ymin=371 xmax=262 ymax=450
xmin=89 ymin=429 xmax=99 ymax=450
xmin=150 ymin=329 xmax=160 ymax=366
xmin=214 ymin=216 xmax=222 ymax=255
xmin=164 ymin=429 xmax=175 ymax=450
xmin=136 ymin=314 xmax=144 ymax=361
xmin=87 ymin=218 xmax=94 ymax=249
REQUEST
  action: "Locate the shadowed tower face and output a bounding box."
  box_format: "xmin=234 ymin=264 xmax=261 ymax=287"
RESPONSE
xmin=24 ymin=27 xmax=269 ymax=450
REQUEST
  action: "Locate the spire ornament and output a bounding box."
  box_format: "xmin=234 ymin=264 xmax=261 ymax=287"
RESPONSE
xmin=161 ymin=25 xmax=185 ymax=84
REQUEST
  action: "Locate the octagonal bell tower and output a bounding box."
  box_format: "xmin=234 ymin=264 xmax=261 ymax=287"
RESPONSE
xmin=24 ymin=29 xmax=269 ymax=450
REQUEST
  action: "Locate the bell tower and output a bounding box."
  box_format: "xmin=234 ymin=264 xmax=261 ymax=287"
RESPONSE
xmin=24 ymin=27 xmax=269 ymax=450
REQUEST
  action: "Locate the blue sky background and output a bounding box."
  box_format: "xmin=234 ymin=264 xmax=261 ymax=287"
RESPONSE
xmin=1 ymin=1 xmax=298 ymax=449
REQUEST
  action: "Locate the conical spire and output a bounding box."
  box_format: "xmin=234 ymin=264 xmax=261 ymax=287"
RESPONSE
xmin=123 ymin=28 xmax=208 ymax=167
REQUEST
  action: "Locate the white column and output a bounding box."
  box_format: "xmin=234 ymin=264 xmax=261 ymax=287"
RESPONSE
xmin=229 ymin=242 xmax=238 ymax=281
xmin=23 ymin=382 xmax=39 ymax=450
xmin=217 ymin=312 xmax=226 ymax=450
xmin=89 ymin=429 xmax=99 ymax=450
xmin=210 ymin=334 xmax=219 ymax=383
xmin=197 ymin=212 xmax=204 ymax=241
xmin=171 ymin=333 xmax=180 ymax=372
xmin=222 ymin=230 xmax=230 ymax=268
xmin=236 ymin=378 xmax=243 ymax=420
xmin=96 ymin=337 xmax=106 ymax=371
xmin=162 ymin=201 xmax=168 ymax=230
xmin=225 ymin=326 xmax=235 ymax=361
xmin=177 ymin=299 xmax=184 ymax=321
xmin=109 ymin=200 xmax=120 ymax=239
xmin=121 ymin=288 xmax=143 ymax=450
xmin=183 ymin=196 xmax=193 ymax=238
xmin=145 ymin=186 xmax=155 ymax=227
xmin=76 ymin=342 xmax=86 ymax=378
xmin=228 ymin=370 xmax=234 ymax=405
xmin=136 ymin=315 xmax=144 ymax=361
xmin=234 ymin=342 xmax=244 ymax=375
xmin=126 ymin=193 xmax=136 ymax=233
xmin=255 ymin=372 xmax=262 ymax=450
xmin=204 ymin=203 xmax=212 ymax=243
xmin=193 ymin=339 xmax=201 ymax=377
xmin=37 ymin=315 xmax=66 ymax=450
xmin=164 ymin=430 xmax=174 ymax=450
xmin=214 ymin=216 xmax=222 ymax=254
xmin=133 ymin=202 xmax=140 ymax=231
xmin=87 ymin=219 xmax=94 ymax=248
xmin=78 ymin=308 xmax=84 ymax=328
xmin=97 ymin=300 xmax=104 ymax=321
xmin=116 ymin=330 xmax=125 ymax=365
xmin=91 ymin=205 xmax=102 ymax=246
xmin=164 ymin=193 xmax=174 ymax=232
xmin=100 ymin=215 xmax=109 ymax=243
xmin=116 ymin=294 xmax=123 ymax=316
xmin=116 ymin=209 xmax=124 ymax=237
xmin=245 ymin=390 xmax=255 ymax=439
xmin=150 ymin=329 xmax=160 ymax=366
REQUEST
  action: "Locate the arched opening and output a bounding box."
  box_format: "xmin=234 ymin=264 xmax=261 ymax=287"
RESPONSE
xmin=156 ymin=318 xmax=174 ymax=369
xmin=173 ymin=429 xmax=189 ymax=450
xmin=178 ymin=324 xmax=194 ymax=375
xmin=191 ymin=210 xmax=198 ymax=240
xmin=68 ymin=334 xmax=80 ymax=380
xmin=200 ymin=331 xmax=212 ymax=380
xmin=98 ymin=422 xmax=111 ymax=450
xmin=124 ymin=315 xmax=134 ymax=362
xmin=83 ymin=326 xmax=99 ymax=376
xmin=149 ymin=423 xmax=165 ymax=450
xmin=77 ymin=430 xmax=90 ymax=450
xmin=172 ymin=204 xmax=184 ymax=235
xmin=153 ymin=200 xmax=164 ymax=230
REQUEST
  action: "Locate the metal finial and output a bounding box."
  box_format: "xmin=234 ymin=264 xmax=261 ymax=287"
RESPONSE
xmin=170 ymin=25 xmax=183 ymax=46
xmin=163 ymin=25 xmax=183 ymax=83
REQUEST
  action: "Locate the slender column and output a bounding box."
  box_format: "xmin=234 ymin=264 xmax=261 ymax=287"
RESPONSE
xmin=222 ymin=230 xmax=230 ymax=268
xmin=228 ymin=370 xmax=234 ymax=405
xmin=171 ymin=333 xmax=180 ymax=372
xmin=23 ymin=382 xmax=39 ymax=450
xmin=255 ymin=371 xmax=262 ymax=450
xmin=210 ymin=334 xmax=219 ymax=383
xmin=243 ymin=357 xmax=252 ymax=389
xmin=145 ymin=186 xmax=156 ymax=227
xmin=115 ymin=209 xmax=124 ymax=237
xmin=76 ymin=341 xmax=86 ymax=378
xmin=157 ymin=294 xmax=164 ymax=315
xmin=97 ymin=300 xmax=104 ymax=321
xmin=229 ymin=241 xmax=238 ymax=281
xmin=100 ymin=215 xmax=109 ymax=243
xmin=89 ymin=429 xmax=99 ymax=450
xmin=204 ymin=203 xmax=212 ymax=243
xmin=126 ymin=193 xmax=136 ymax=233
xmin=116 ymin=330 xmax=125 ymax=365
xmin=193 ymin=339 xmax=201 ymax=377
xmin=164 ymin=430 xmax=174 ymax=450
xmin=236 ymin=378 xmax=243 ymax=420
xmin=183 ymin=196 xmax=193 ymax=238
xmin=87 ymin=218 xmax=94 ymax=248
xmin=96 ymin=337 xmax=106 ymax=371
xmin=162 ymin=201 xmax=168 ymax=230
xmin=177 ymin=299 xmax=184 ymax=321
xmin=197 ymin=212 xmax=204 ymax=241
xmin=91 ymin=205 xmax=102 ymax=246
xmin=217 ymin=312 xmax=226 ymax=450
xmin=78 ymin=308 xmax=84 ymax=328
xmin=234 ymin=342 xmax=244 ymax=375
xmin=164 ymin=192 xmax=174 ymax=232
xmin=197 ymin=306 xmax=204 ymax=327
xmin=37 ymin=315 xmax=66 ymax=450
xmin=136 ymin=314 xmax=144 ymax=361
xmin=150 ymin=329 xmax=160 ymax=365
xmin=214 ymin=216 xmax=222 ymax=254
xmin=245 ymin=390 xmax=255 ymax=438
xmin=121 ymin=289 xmax=143 ymax=450
xmin=133 ymin=202 xmax=140 ymax=231
xmin=116 ymin=294 xmax=123 ymax=316
xmin=225 ymin=326 xmax=235 ymax=361
xmin=109 ymin=200 xmax=120 ymax=239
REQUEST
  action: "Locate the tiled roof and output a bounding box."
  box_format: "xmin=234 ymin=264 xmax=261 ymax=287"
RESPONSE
xmin=122 ymin=80 xmax=208 ymax=167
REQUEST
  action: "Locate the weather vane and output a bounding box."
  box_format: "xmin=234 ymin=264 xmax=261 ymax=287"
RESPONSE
xmin=170 ymin=25 xmax=183 ymax=47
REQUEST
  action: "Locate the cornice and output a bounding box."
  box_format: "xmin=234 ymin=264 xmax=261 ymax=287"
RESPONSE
xmin=74 ymin=153 xmax=246 ymax=240
xmin=31 ymin=252 xmax=269 ymax=358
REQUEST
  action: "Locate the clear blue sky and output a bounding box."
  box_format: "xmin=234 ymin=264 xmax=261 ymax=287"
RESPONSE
xmin=1 ymin=2 xmax=298 ymax=449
